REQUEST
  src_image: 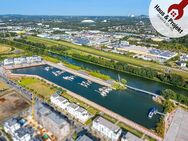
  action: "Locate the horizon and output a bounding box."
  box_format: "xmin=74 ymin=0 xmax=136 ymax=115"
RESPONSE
xmin=0 ymin=0 xmax=151 ymax=16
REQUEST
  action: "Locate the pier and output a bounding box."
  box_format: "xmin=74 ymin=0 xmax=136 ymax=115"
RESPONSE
xmin=126 ymin=85 xmax=159 ymax=97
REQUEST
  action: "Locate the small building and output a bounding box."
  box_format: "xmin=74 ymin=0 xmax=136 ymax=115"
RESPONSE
xmin=121 ymin=132 xmax=143 ymax=141
xmin=4 ymin=119 xmax=21 ymax=135
xmin=180 ymin=54 xmax=188 ymax=62
xmin=3 ymin=58 xmax=14 ymax=66
xmin=92 ymin=116 xmax=122 ymax=141
xmin=14 ymin=127 xmax=32 ymax=141
xmin=177 ymin=61 xmax=187 ymax=68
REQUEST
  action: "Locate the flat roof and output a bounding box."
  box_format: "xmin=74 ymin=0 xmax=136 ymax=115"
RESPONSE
xmin=68 ymin=103 xmax=79 ymax=109
xmin=165 ymin=109 xmax=188 ymax=141
xmin=93 ymin=116 xmax=120 ymax=132
xmin=57 ymin=96 xmax=67 ymax=102
xmin=47 ymin=112 xmax=67 ymax=127
xmin=124 ymin=132 xmax=143 ymax=141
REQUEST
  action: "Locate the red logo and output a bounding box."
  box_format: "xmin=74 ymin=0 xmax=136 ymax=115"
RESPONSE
xmin=168 ymin=0 xmax=188 ymax=20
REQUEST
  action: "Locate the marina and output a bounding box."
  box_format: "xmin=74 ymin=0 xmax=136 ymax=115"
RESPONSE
xmin=79 ymin=80 xmax=92 ymax=88
xmin=11 ymin=64 xmax=163 ymax=129
xmin=95 ymin=87 xmax=113 ymax=97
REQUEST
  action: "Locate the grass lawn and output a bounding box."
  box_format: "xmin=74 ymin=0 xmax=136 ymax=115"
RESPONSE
xmin=26 ymin=36 xmax=188 ymax=79
xmin=19 ymin=77 xmax=57 ymax=99
xmin=42 ymin=56 xmax=60 ymax=63
xmin=0 ymin=44 xmax=12 ymax=54
xmin=117 ymin=122 xmax=143 ymax=138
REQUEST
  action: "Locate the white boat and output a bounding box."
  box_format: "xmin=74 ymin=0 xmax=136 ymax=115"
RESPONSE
xmin=44 ymin=67 xmax=50 ymax=71
xmin=63 ymin=75 xmax=75 ymax=81
xmin=101 ymin=91 xmax=107 ymax=97
xmin=52 ymin=71 xmax=58 ymax=76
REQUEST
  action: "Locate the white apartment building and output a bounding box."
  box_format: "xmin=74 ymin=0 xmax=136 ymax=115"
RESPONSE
xmin=3 ymin=56 xmax=42 ymax=66
xmin=3 ymin=58 xmax=14 ymax=66
xmin=50 ymin=94 xmax=91 ymax=123
xmin=92 ymin=116 xmax=122 ymax=141
xmin=4 ymin=119 xmax=21 ymax=135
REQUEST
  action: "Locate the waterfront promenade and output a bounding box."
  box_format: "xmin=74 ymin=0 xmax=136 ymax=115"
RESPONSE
xmin=8 ymin=72 xmax=162 ymax=141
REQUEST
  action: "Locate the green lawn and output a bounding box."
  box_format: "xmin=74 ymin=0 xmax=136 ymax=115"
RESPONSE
xmin=42 ymin=56 xmax=60 ymax=63
xmin=26 ymin=36 xmax=188 ymax=79
xmin=19 ymin=77 xmax=57 ymax=99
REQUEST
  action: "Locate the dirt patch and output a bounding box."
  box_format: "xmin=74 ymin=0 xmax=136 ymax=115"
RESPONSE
xmin=0 ymin=92 xmax=30 ymax=121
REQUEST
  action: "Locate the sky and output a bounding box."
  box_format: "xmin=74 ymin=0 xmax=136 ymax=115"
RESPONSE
xmin=0 ymin=0 xmax=151 ymax=16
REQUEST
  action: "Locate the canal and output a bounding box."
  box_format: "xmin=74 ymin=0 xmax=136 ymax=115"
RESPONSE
xmin=60 ymin=55 xmax=188 ymax=96
xmin=12 ymin=64 xmax=163 ymax=129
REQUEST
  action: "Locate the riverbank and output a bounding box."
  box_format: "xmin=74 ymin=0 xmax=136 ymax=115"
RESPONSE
xmin=8 ymin=72 xmax=162 ymax=141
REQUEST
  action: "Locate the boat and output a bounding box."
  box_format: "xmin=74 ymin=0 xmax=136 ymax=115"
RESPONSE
xmin=44 ymin=67 xmax=50 ymax=71
xmin=148 ymin=107 xmax=157 ymax=118
xmin=101 ymin=91 xmax=107 ymax=97
xmin=79 ymin=80 xmax=92 ymax=88
xmin=63 ymin=75 xmax=75 ymax=81
xmin=52 ymin=71 xmax=58 ymax=76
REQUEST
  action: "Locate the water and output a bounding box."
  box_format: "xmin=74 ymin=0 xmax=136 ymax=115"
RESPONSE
xmin=60 ymin=55 xmax=188 ymax=96
xmin=13 ymin=65 xmax=163 ymax=129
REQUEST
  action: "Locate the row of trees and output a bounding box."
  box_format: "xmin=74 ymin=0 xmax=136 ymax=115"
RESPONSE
xmin=70 ymin=53 xmax=188 ymax=89
xmin=161 ymin=89 xmax=188 ymax=106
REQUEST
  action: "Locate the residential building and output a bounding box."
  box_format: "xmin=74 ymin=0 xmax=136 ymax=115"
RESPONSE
xmin=3 ymin=56 xmax=42 ymax=66
xmin=50 ymin=94 xmax=91 ymax=123
xmin=4 ymin=118 xmax=35 ymax=141
xmin=35 ymin=103 xmax=70 ymax=141
xmin=121 ymin=132 xmax=143 ymax=141
xmin=76 ymin=135 xmax=93 ymax=141
xmin=14 ymin=127 xmax=32 ymax=141
xmin=92 ymin=116 xmax=122 ymax=141
xmin=3 ymin=58 xmax=14 ymax=66
xmin=4 ymin=119 xmax=21 ymax=135
xmin=177 ymin=61 xmax=187 ymax=68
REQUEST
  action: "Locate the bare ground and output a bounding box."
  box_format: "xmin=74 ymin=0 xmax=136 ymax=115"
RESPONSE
xmin=0 ymin=92 xmax=29 ymax=121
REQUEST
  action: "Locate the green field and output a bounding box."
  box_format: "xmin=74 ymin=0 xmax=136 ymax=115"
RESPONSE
xmin=19 ymin=77 xmax=57 ymax=99
xmin=26 ymin=36 xmax=188 ymax=79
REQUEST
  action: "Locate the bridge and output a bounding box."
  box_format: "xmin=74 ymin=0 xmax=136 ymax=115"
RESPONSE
xmin=126 ymin=85 xmax=159 ymax=97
